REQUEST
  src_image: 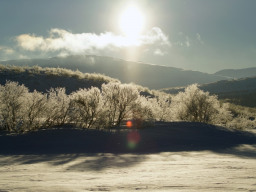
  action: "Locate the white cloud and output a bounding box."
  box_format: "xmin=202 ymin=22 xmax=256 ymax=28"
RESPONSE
xmin=57 ymin=51 xmax=69 ymax=57
xmin=16 ymin=34 xmax=45 ymax=51
xmin=0 ymin=46 xmax=15 ymax=54
xmin=18 ymin=54 xmax=29 ymax=59
xmin=16 ymin=28 xmax=170 ymax=54
xmin=154 ymin=48 xmax=167 ymax=56
xmin=141 ymin=27 xmax=171 ymax=46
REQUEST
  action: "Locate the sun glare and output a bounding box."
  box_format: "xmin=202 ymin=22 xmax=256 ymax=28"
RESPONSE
xmin=119 ymin=5 xmax=145 ymax=38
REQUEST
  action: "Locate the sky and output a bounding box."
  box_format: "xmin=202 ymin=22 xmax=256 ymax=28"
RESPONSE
xmin=0 ymin=0 xmax=256 ymax=73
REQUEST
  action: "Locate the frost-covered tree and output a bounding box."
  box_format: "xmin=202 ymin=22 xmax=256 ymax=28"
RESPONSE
xmin=225 ymin=104 xmax=255 ymax=130
xmin=102 ymin=82 xmax=139 ymax=127
xmin=171 ymin=84 xmax=231 ymax=124
xmin=152 ymin=92 xmax=172 ymax=121
xmin=131 ymin=96 xmax=155 ymax=127
xmin=0 ymin=81 xmax=29 ymax=132
xmin=70 ymin=87 xmax=103 ymax=129
xmin=23 ymin=91 xmax=48 ymax=131
xmin=226 ymin=115 xmax=256 ymax=130
xmin=44 ymin=88 xmax=70 ymax=127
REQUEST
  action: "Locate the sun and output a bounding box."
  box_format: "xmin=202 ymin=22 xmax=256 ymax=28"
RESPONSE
xmin=119 ymin=5 xmax=145 ymax=38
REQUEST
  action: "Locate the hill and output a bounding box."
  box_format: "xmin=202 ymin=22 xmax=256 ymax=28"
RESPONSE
xmin=163 ymin=76 xmax=256 ymax=94
xmin=200 ymin=77 xmax=256 ymax=93
xmin=162 ymin=77 xmax=256 ymax=107
xmin=215 ymin=67 xmax=256 ymax=79
xmin=1 ymin=55 xmax=227 ymax=89
xmin=200 ymin=77 xmax=256 ymax=107
xmin=0 ymin=65 xmax=119 ymax=94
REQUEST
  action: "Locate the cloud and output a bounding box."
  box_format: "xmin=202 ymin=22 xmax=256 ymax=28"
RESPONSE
xmin=174 ymin=33 xmax=206 ymax=48
xmin=196 ymin=33 xmax=204 ymax=44
xmin=141 ymin=27 xmax=171 ymax=46
xmin=0 ymin=46 xmax=15 ymax=54
xmin=185 ymin=36 xmax=190 ymax=47
xmin=16 ymin=28 xmax=170 ymax=54
xmin=154 ymin=48 xmax=167 ymax=56
xmin=174 ymin=33 xmax=191 ymax=48
xmin=18 ymin=54 xmax=29 ymax=59
xmin=16 ymin=34 xmax=45 ymax=51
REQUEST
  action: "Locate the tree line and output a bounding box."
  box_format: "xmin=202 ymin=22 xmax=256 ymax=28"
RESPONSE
xmin=0 ymin=81 xmax=233 ymax=133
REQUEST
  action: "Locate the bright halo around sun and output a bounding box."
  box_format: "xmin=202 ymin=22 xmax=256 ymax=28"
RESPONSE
xmin=119 ymin=5 xmax=145 ymax=38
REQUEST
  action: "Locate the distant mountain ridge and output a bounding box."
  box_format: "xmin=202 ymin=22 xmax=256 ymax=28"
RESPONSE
xmin=215 ymin=67 xmax=256 ymax=79
xmin=163 ymin=76 xmax=256 ymax=107
xmin=163 ymin=76 xmax=256 ymax=94
xmin=200 ymin=77 xmax=256 ymax=93
xmin=1 ymin=55 xmax=227 ymax=89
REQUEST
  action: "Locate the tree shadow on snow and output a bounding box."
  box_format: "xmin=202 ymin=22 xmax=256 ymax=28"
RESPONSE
xmin=65 ymin=154 xmax=147 ymax=171
xmin=0 ymin=122 xmax=256 ymax=159
xmin=216 ymin=144 xmax=256 ymax=158
xmin=0 ymin=153 xmax=147 ymax=171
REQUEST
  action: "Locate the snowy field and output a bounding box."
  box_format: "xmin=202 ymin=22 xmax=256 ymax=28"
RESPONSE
xmin=0 ymin=145 xmax=256 ymax=192
xmin=1 ymin=123 xmax=256 ymax=191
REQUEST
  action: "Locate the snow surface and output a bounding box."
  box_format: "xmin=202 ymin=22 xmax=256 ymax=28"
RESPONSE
xmin=1 ymin=122 xmax=256 ymax=191
xmin=1 ymin=147 xmax=256 ymax=191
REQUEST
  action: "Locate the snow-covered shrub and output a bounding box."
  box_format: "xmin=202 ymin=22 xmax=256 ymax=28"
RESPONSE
xmin=70 ymin=87 xmax=103 ymax=129
xmin=226 ymin=115 xmax=256 ymax=130
xmin=152 ymin=92 xmax=172 ymax=121
xmin=44 ymin=88 xmax=70 ymax=127
xmin=0 ymin=81 xmax=29 ymax=132
xmin=226 ymin=104 xmax=256 ymax=130
xmin=1 ymin=80 xmax=245 ymax=132
xmin=23 ymin=90 xmax=48 ymax=131
xmin=102 ymin=82 xmax=140 ymax=127
xmin=130 ymin=96 xmax=155 ymax=128
xmin=171 ymin=84 xmax=231 ymax=124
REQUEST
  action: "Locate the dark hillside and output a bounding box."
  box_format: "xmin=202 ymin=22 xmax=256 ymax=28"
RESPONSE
xmin=215 ymin=67 xmax=256 ymax=79
xmin=200 ymin=77 xmax=256 ymax=93
xmin=1 ymin=55 xmax=227 ymax=89
xmin=199 ymin=77 xmax=256 ymax=107
xmin=0 ymin=65 xmax=119 ymax=94
xmin=163 ymin=77 xmax=256 ymax=107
